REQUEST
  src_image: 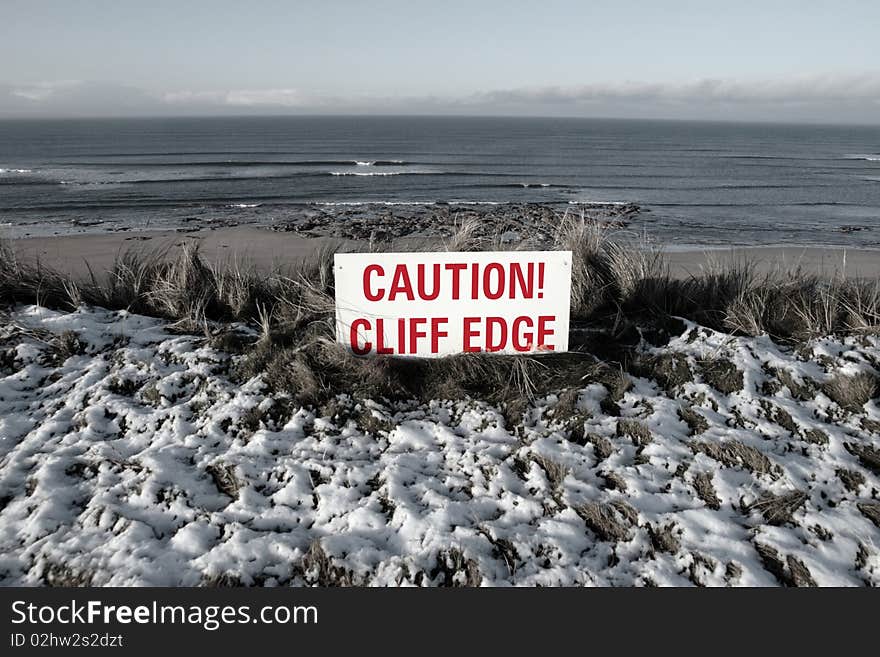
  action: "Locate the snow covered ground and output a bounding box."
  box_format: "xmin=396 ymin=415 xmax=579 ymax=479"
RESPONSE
xmin=1 ymin=304 xmax=879 ymax=586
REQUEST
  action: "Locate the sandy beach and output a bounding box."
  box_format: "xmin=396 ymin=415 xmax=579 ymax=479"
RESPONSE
xmin=8 ymin=226 xmax=880 ymax=280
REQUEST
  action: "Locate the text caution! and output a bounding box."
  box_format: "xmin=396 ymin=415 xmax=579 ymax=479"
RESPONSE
xmin=334 ymin=251 xmax=572 ymax=357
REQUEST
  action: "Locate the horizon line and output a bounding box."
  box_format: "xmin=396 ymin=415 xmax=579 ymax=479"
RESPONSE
xmin=1 ymin=113 xmax=879 ymax=129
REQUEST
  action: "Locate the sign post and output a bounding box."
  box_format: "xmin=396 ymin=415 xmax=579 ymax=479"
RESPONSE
xmin=334 ymin=251 xmax=572 ymax=357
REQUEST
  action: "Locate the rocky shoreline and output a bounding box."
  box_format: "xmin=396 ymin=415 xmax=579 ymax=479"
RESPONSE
xmin=269 ymin=202 xmax=642 ymax=244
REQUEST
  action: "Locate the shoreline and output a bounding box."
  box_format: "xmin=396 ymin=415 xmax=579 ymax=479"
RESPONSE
xmin=7 ymin=225 xmax=880 ymax=279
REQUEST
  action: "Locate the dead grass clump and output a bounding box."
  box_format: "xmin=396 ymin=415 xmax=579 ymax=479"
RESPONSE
xmin=299 ymin=541 xmax=358 ymax=587
xmin=140 ymin=382 xmax=162 ymax=407
xmin=689 ymin=439 xmax=774 ymax=475
xmin=594 ymin=365 xmax=632 ymax=415
xmin=240 ymin=405 xmax=265 ymax=434
xmin=698 ymin=357 xmax=744 ymax=394
xmin=42 ymin=562 xmax=94 ymax=587
xmin=678 ymin=406 xmax=709 ymax=435
xmin=774 ymin=368 xmax=816 ymax=401
xmin=857 ymin=502 xmax=880 ymax=528
xmin=575 ymin=499 xmax=638 ymax=543
xmin=146 ymin=242 xmax=219 ymax=324
xmin=692 ymin=472 xmax=721 ymax=510
xmin=208 ymin=328 xmax=252 ymax=354
xmin=681 ymin=259 xmax=759 ymax=330
xmin=556 ymin=216 xmax=627 ymax=318
xmin=616 ymin=418 xmax=652 ymax=448
xmin=822 ymin=371 xmax=880 ymax=413
xmin=356 ymin=408 xmax=393 ymax=436
xmin=5 ymin=224 xmax=880 ymax=350
xmin=844 ymin=442 xmax=880 ymax=475
xmin=725 ymin=273 xmax=880 ymax=342
xmin=746 ymin=490 xmax=807 ymax=526
xmin=759 ymin=400 xmax=800 ymax=436
xmin=562 ymin=413 xmax=591 ymax=445
xmin=477 ymin=529 xmax=521 ymax=576
xmin=510 ymin=455 xmax=530 ymax=481
xmin=242 ymin=334 xmax=601 ymax=407
xmin=586 ymin=434 xmax=614 ymax=461
xmin=647 ymin=522 xmax=680 ymax=555
xmin=107 ymin=377 xmax=139 ymax=397
xmin=802 ymin=428 xmax=829 ymax=446
xmin=42 ymin=330 xmax=86 ymax=366
xmin=632 ymin=352 xmax=693 ymax=393
xmin=206 ymin=462 xmax=241 ymax=499
xmin=431 ymin=548 xmax=482 ymax=587
xmin=552 ymin=387 xmax=582 ymax=417
xmin=754 ymin=543 xmax=816 ymax=587
xmin=836 ymin=468 xmax=865 ymax=493
xmin=531 ymin=454 xmax=568 ymax=491
xmin=201 ymin=573 xmax=243 ymax=587
xmin=599 ymin=470 xmax=627 ymax=492
xmin=0 ymin=242 xmax=77 ymax=310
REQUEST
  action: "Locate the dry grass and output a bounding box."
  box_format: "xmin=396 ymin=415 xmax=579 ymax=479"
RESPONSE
xmin=822 ymin=371 xmax=880 ymax=413
xmin=754 ymin=542 xmax=817 ymax=587
xmin=678 ymin=406 xmax=709 ymax=435
xmin=746 ymin=490 xmax=807 ymax=526
xmin=206 ymin=462 xmax=241 ymax=499
xmin=574 ymin=499 xmax=638 ymax=543
xmin=689 ymin=439 xmax=775 ymax=475
xmin=844 ymin=442 xmax=880 ymax=475
xmin=858 ymin=502 xmax=880 ymax=528
xmin=531 ymin=454 xmax=569 ymax=491
xmin=3 ymin=217 xmax=880 ymax=408
xmin=431 ymin=547 xmax=482 ymax=587
xmin=299 ymin=541 xmax=359 ymax=586
xmin=692 ymin=472 xmax=721 ymax=510
xmin=616 ymin=418 xmax=652 ymax=447
xmin=698 ymin=357 xmax=744 ymax=394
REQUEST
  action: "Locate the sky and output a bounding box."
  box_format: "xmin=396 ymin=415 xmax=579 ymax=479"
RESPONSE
xmin=1 ymin=0 xmax=879 ymax=122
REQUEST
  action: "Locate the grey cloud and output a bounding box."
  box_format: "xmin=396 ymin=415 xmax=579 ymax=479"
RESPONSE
xmin=2 ymin=74 xmax=880 ymax=122
xmin=470 ymin=74 xmax=880 ymax=105
xmin=0 ymin=81 xmax=166 ymax=117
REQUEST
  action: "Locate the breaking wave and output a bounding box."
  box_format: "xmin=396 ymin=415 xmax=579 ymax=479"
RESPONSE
xmin=329 ymin=171 xmax=434 ymax=176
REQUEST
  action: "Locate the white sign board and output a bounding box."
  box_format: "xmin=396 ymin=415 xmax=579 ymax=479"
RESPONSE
xmin=334 ymin=251 xmax=571 ymax=357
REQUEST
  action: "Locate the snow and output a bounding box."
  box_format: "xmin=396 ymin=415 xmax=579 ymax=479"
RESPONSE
xmin=0 ymin=305 xmax=878 ymax=586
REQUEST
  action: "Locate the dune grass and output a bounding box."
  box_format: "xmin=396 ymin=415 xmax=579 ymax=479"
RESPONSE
xmin=2 ymin=216 xmax=880 ymax=405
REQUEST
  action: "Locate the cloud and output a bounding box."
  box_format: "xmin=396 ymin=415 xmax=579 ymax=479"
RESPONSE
xmin=2 ymin=73 xmax=880 ymax=122
xmin=162 ymin=88 xmax=321 ymax=107
xmin=0 ymin=81 xmax=166 ymax=117
xmin=469 ymin=74 xmax=880 ymax=106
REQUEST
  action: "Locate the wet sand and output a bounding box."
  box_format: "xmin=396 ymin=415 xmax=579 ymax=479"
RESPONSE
xmin=7 ymin=227 xmax=880 ymax=280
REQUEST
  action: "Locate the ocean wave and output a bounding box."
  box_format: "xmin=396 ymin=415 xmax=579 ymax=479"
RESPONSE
xmin=53 ymin=169 xmax=444 ymax=185
xmin=63 ymin=159 xmax=412 ymax=168
xmin=59 ymin=180 xmax=128 ymax=187
xmin=310 ymin=200 xmax=505 ymax=207
xmin=226 ymin=203 xmax=262 ymax=208
xmin=504 ymin=182 xmax=567 ymax=188
xmin=0 ymin=168 xmax=33 ymax=174
xmin=329 ymin=171 xmax=433 ymax=176
xmin=567 ymin=200 xmax=629 ymax=206
xmin=311 ymin=201 xmax=437 ymax=207
xmin=843 ymin=154 xmax=880 ymax=161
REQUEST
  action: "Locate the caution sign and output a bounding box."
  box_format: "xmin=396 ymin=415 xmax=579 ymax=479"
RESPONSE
xmin=334 ymin=251 xmax=571 ymax=357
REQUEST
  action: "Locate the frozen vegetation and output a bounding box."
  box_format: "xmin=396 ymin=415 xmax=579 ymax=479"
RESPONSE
xmin=1 ymin=304 xmax=878 ymax=586
xmin=1 ymin=217 xmax=879 ymax=586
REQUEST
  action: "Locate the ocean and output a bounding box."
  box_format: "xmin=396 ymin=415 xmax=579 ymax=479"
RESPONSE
xmin=1 ymin=116 xmax=879 ymax=247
